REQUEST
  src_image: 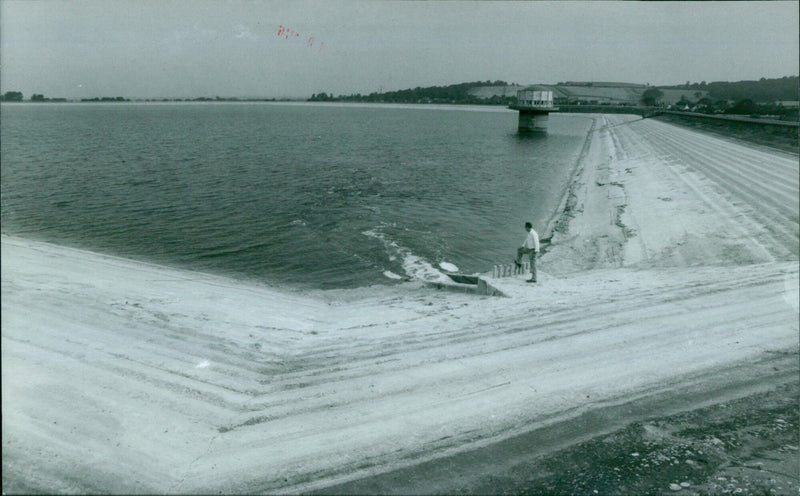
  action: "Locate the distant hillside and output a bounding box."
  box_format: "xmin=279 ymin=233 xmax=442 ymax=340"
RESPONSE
xmin=656 ymin=89 xmax=711 ymax=106
xmin=310 ymin=77 xmax=798 ymax=116
xmin=661 ymin=76 xmax=798 ymax=103
xmin=316 ymin=81 xmax=518 ymax=105
xmin=468 ymin=83 xmax=645 ymax=104
xmin=465 ymin=79 xmax=797 ymax=106
xmin=467 ymin=85 xmax=527 ymax=100
xmin=467 ymin=82 xmax=695 ymax=106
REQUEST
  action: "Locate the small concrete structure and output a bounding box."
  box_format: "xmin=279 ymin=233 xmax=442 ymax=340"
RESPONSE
xmin=493 ymin=262 xmax=530 ymax=278
xmin=509 ymin=88 xmax=558 ymax=133
xmin=427 ymin=273 xmax=507 ymax=297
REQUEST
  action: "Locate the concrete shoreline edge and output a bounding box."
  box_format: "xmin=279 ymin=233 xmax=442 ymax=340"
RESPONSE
xmin=2 ymin=113 xmax=797 ymax=494
xmin=308 ymin=353 xmax=799 ymax=495
xmin=541 ymin=114 xmax=599 ymax=247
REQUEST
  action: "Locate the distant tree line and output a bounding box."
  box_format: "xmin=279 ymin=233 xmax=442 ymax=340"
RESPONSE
xmin=3 ymin=76 xmax=796 ymax=115
xmin=0 ymin=91 xmax=24 ymax=101
xmin=310 ymin=81 xmax=518 ymax=105
xmin=646 ymin=76 xmax=799 ymax=119
xmin=680 ymin=97 xmax=797 ymax=120
xmin=640 ymin=88 xmax=664 ymax=106
xmin=0 ymin=91 xmax=282 ymax=103
xmin=80 ymin=96 xmax=129 ymax=102
xmin=0 ymin=91 xmax=68 ymax=102
xmin=660 ymin=76 xmax=798 ymax=104
xmin=147 ymin=96 xmax=279 ymax=102
xmin=309 ymin=76 xmax=799 ymax=115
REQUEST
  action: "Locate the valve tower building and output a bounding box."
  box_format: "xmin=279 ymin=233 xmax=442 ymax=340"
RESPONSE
xmin=509 ymin=88 xmax=558 ymax=133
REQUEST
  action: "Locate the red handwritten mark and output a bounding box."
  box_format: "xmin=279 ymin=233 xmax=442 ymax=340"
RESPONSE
xmin=277 ymin=25 xmax=299 ymax=39
xmin=277 ymin=24 xmax=325 ymax=51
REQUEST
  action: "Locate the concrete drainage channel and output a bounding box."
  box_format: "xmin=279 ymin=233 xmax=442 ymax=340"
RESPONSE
xmin=426 ymin=273 xmax=507 ymax=297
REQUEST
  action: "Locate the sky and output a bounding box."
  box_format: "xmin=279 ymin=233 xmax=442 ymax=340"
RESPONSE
xmin=1 ymin=1 xmax=798 ymax=99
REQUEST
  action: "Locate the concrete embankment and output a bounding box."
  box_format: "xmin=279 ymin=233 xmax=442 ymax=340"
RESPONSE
xmin=654 ymin=110 xmax=799 ymax=153
xmin=2 ymin=114 xmax=798 ymax=494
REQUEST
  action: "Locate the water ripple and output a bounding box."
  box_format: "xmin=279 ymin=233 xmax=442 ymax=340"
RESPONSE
xmin=1 ymin=103 xmax=591 ymax=289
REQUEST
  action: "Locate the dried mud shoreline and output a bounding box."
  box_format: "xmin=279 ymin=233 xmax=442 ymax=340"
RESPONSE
xmin=2 ymin=114 xmax=798 ymax=494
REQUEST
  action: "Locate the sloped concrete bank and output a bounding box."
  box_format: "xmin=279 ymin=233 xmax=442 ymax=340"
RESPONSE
xmin=313 ymin=354 xmax=798 ymax=495
xmin=654 ymin=111 xmax=798 ymax=153
xmin=2 ymin=114 xmax=797 ymax=494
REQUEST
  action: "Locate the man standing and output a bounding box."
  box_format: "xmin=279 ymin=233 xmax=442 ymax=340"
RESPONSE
xmin=514 ymin=222 xmax=539 ymax=283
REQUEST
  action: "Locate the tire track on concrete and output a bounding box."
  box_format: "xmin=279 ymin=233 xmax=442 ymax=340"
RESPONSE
xmin=644 ymin=137 xmax=798 ymax=259
xmin=636 ymin=123 xmax=797 ymax=211
xmin=627 ymin=122 xmax=797 ymax=259
xmin=644 ymin=120 xmax=799 ymax=186
xmin=248 ymin=266 xmax=782 ymax=394
xmin=639 ymin=123 xmax=798 ymax=214
xmin=204 ymin=264 xmax=798 ymax=493
xmin=619 ymin=126 xmax=782 ymax=261
xmin=217 ymin=264 xmax=796 ymax=430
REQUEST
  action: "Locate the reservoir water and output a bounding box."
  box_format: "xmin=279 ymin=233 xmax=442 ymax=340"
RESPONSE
xmin=1 ymin=102 xmax=593 ymax=289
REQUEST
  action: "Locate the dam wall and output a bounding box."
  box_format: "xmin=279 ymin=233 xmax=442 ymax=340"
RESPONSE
xmin=654 ymin=111 xmax=798 ymax=153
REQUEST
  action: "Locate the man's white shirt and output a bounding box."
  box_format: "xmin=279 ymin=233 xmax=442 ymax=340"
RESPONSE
xmin=523 ymin=229 xmax=540 ymax=252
